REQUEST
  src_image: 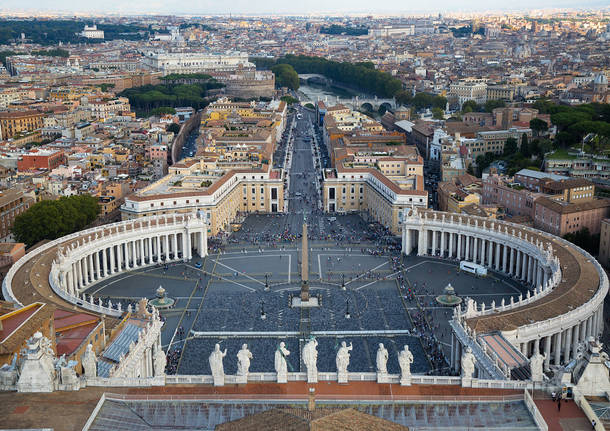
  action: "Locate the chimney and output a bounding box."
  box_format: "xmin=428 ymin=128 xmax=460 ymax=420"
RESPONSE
xmin=308 ymin=387 xmax=315 ymax=411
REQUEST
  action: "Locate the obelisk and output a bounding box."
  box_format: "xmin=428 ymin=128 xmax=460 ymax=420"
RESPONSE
xmin=300 ymin=222 xmax=309 ymax=302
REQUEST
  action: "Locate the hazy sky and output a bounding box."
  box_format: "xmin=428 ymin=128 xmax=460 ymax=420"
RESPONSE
xmin=2 ymin=0 xmax=608 ymax=15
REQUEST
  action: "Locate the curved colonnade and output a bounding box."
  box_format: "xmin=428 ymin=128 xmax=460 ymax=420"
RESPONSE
xmin=2 ymin=214 xmax=208 ymax=317
xmin=402 ymin=209 xmax=608 ymax=372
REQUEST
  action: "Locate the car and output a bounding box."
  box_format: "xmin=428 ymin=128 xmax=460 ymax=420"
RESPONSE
xmin=195 ymin=261 xmax=202 ymax=268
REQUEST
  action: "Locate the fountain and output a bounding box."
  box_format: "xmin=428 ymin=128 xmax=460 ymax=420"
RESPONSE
xmin=149 ymin=285 xmax=175 ymax=309
xmin=436 ymin=283 xmax=462 ymax=306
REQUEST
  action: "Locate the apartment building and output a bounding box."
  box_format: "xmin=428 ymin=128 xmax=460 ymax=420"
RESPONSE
xmin=0 ymin=189 xmax=35 ymax=241
xmin=0 ymin=109 xmax=45 ymax=140
xmin=322 ymin=166 xmax=427 ymax=234
xmin=448 ymin=80 xmax=488 ymax=106
xmin=533 ymin=196 xmax=610 ymax=237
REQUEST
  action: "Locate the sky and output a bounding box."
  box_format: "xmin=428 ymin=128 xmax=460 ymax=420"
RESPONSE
xmin=1 ymin=0 xmax=608 ymax=15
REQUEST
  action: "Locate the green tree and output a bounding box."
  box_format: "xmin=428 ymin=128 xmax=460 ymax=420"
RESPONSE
xmin=461 ymin=100 xmax=479 ymax=113
xmin=395 ymin=90 xmax=412 ymax=106
xmin=484 ymin=99 xmax=505 ymax=113
xmin=521 ymin=133 xmax=531 ymax=158
xmin=280 ymin=95 xmax=299 ymax=105
xmin=272 ymin=64 xmax=300 ymax=90
xmin=12 ymin=195 xmax=100 ymax=247
xmin=432 ymin=107 xmax=444 ymax=119
xmin=150 ymin=106 xmax=176 ymax=116
xmin=530 ymin=118 xmax=549 ymax=137
xmin=503 ymin=137 xmax=518 ymax=156
xmin=166 ymin=123 xmax=181 ymax=134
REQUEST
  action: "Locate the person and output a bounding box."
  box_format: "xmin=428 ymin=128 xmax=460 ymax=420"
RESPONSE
xmin=336 ymin=341 xmax=353 ymax=374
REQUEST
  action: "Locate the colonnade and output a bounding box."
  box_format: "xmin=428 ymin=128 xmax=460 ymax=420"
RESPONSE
xmin=404 ymin=227 xmax=551 ymax=289
xmin=401 ymin=209 xmax=607 ymax=371
xmin=51 ymin=214 xmax=208 ymax=297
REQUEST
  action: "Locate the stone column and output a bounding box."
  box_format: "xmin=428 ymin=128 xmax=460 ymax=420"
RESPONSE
xmin=495 ymin=242 xmax=501 ymax=270
xmin=199 ymin=230 xmax=205 ymax=257
xmin=95 ymin=251 xmax=101 ymax=280
xmin=449 ymin=232 xmax=454 ymax=258
xmin=172 ymin=234 xmax=178 ymax=260
xmin=515 ymin=250 xmax=521 ymax=278
xmin=440 ymin=230 xmax=446 ymax=257
xmin=510 ymin=248 xmax=515 ymax=276
xmin=503 ymin=245 xmax=508 ymax=273
xmin=182 ymin=232 xmax=188 ymax=261
xmin=432 ymin=230 xmax=437 ymax=256
xmin=465 ymin=235 xmax=470 ymax=260
xmin=480 ymin=238 xmax=486 ymax=264
xmin=457 ymin=234 xmax=462 ymax=260
xmin=88 ymin=254 xmax=94 ymax=283
xmin=488 ymin=240 xmax=493 ymax=267
xmin=543 ymin=269 xmax=549 ymax=288
xmin=572 ymin=325 xmax=580 ymax=359
xmin=554 ymin=331 xmax=562 ymax=365
xmin=108 ymin=245 xmax=114 ymax=274
xmin=472 ymin=237 xmax=478 ymax=263
xmin=76 ymin=259 xmax=83 ymax=288
xmin=405 ymin=229 xmax=412 ymax=255
xmin=101 ymin=248 xmax=107 ymax=277
xmin=67 ymin=268 xmax=74 ymax=295
xmin=186 ymin=232 xmax=192 ymax=260
xmin=586 ymin=316 xmax=592 ymax=338
xmin=544 ymin=336 xmax=551 ymax=370
xmin=564 ymin=327 xmax=572 ymax=362
xmin=580 ymin=320 xmax=587 ymax=346
xmin=140 ymin=238 xmax=145 ymax=266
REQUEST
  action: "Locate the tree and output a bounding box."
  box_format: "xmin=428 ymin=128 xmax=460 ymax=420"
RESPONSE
xmin=272 ymin=64 xmax=300 ymax=90
xmin=150 ymin=106 xmax=176 ymax=116
xmin=432 ymin=107 xmax=444 ymax=120
xmin=395 ymin=90 xmax=412 ymax=106
xmin=504 ymin=137 xmax=518 ymax=156
xmin=280 ymin=95 xmax=299 ymax=105
xmin=484 ymin=99 xmax=505 ymax=113
xmin=530 ymin=118 xmax=549 ymax=137
xmin=166 ymin=123 xmax=181 ymax=134
xmin=461 ymin=100 xmax=479 ymax=113
xmin=12 ymin=195 xmax=100 ymax=247
xmin=521 ymin=133 xmax=531 ymax=158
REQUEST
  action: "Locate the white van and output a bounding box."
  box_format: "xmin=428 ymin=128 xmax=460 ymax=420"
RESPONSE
xmin=459 ymin=261 xmax=487 ymax=277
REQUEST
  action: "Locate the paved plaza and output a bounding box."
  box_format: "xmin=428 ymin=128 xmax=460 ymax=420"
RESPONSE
xmin=84 ymin=110 xmax=531 ymax=377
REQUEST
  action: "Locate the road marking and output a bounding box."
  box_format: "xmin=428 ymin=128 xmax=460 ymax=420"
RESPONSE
xmin=214 ymin=260 xmax=265 ymax=286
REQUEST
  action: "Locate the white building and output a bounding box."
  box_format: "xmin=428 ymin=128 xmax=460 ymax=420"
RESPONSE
xmin=143 ymin=52 xmax=253 ymax=76
xmin=449 ymin=80 xmax=488 ymax=107
xmin=81 ymin=25 xmax=104 ymax=39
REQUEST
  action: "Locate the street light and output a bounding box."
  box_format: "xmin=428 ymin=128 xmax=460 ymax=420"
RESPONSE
xmin=264 ymin=273 xmax=270 ymax=291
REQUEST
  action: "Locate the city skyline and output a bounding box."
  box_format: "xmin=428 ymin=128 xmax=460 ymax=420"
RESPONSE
xmin=1 ymin=0 xmax=609 ymax=15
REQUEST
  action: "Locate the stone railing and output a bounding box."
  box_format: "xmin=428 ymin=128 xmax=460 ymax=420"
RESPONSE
xmin=450 ymin=319 xmax=508 ymax=380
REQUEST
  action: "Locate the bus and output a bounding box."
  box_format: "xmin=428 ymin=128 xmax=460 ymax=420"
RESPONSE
xmin=459 ymin=261 xmax=487 ymax=277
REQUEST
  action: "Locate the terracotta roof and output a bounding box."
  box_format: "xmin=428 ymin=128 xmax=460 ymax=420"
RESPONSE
xmin=215 ymin=408 xmax=409 ymax=431
xmin=0 ymin=302 xmax=55 ymax=355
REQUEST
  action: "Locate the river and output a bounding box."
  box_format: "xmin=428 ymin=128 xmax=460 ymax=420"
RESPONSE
xmin=298 ymin=82 xmax=366 ymax=105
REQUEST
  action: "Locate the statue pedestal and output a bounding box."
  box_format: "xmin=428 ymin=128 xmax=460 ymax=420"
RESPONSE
xmin=277 ymin=373 xmax=287 ymax=384
xmin=235 ymin=374 xmax=247 ymax=384
xmin=212 ymin=375 xmax=225 ymax=387
xmin=461 ymin=377 xmax=472 ymax=388
xmin=337 ymin=371 xmax=348 ymax=384
xmin=377 ymin=372 xmax=389 ymax=383
xmin=307 ymin=370 xmax=318 ymax=384
xmin=400 ymin=375 xmax=411 ymax=386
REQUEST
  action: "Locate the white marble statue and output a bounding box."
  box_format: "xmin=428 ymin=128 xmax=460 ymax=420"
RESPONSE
xmin=236 ymin=344 xmax=253 ymax=377
xmin=81 ymin=344 xmax=97 ymax=378
xmin=530 ymin=351 xmax=545 ymax=382
xmin=209 ymin=343 xmax=227 ymax=386
xmin=302 ymin=337 xmax=318 ymax=383
xmin=275 ymin=341 xmax=290 ymax=383
xmin=461 ymin=346 xmax=476 ymax=380
xmin=153 ymin=344 xmax=167 ymax=377
xmin=398 ymin=345 xmax=414 ymax=385
xmin=336 ymin=341 xmax=352 ymax=383
xmin=376 ymin=343 xmax=389 ymax=373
